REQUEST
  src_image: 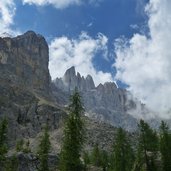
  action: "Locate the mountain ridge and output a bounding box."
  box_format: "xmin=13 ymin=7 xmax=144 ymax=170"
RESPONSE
xmin=53 ymin=66 xmax=141 ymax=131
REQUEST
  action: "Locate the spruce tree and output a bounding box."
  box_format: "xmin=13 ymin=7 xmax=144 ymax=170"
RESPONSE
xmin=37 ymin=125 xmax=51 ymax=171
xmin=91 ymin=144 xmax=101 ymax=167
xmin=159 ymin=121 xmax=171 ymax=171
xmin=110 ymin=127 xmax=134 ymax=171
xmin=83 ymin=151 xmax=90 ymax=170
xmin=136 ymin=120 xmax=158 ymax=171
xmin=59 ymin=89 xmax=85 ymax=171
xmin=90 ymin=144 xmax=109 ymax=170
xmin=0 ymin=118 xmax=8 ymax=168
xmin=100 ymin=150 xmax=109 ymax=171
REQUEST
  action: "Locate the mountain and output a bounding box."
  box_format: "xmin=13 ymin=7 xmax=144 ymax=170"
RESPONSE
xmin=0 ymin=31 xmax=66 ymax=147
xmin=53 ymin=66 xmax=143 ymax=131
xmin=0 ymin=31 xmax=162 ymax=170
xmin=0 ymin=31 xmax=120 ymax=152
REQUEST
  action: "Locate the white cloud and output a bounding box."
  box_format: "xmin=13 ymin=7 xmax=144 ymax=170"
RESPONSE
xmin=22 ymin=0 xmax=102 ymax=9
xmin=49 ymin=32 xmax=113 ymax=86
xmin=0 ymin=0 xmax=21 ymax=36
xmin=114 ymin=0 xmax=171 ymax=118
xmin=0 ymin=0 xmax=16 ymax=35
xmin=23 ymin=0 xmax=81 ymax=8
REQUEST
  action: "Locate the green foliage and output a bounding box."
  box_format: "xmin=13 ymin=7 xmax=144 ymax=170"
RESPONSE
xmin=16 ymin=139 xmax=31 ymax=153
xmin=136 ymin=120 xmax=159 ymax=171
xmin=100 ymin=150 xmax=109 ymax=171
xmin=87 ymin=145 xmax=109 ymax=171
xmin=22 ymin=140 xmax=31 ymax=153
xmin=83 ymin=151 xmax=90 ymax=170
xmin=59 ymin=89 xmax=85 ymax=171
xmin=16 ymin=139 xmax=24 ymax=152
xmin=0 ymin=118 xmax=8 ymax=167
xmin=110 ymin=127 xmax=134 ymax=171
xmin=91 ymin=144 xmax=102 ymax=167
xmin=159 ymin=121 xmax=171 ymax=171
xmin=5 ymin=155 xmax=18 ymax=171
xmin=37 ymin=125 xmax=51 ymax=171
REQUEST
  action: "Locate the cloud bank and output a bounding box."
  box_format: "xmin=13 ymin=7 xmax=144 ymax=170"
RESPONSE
xmin=49 ymin=32 xmax=113 ymax=86
xmin=114 ymin=0 xmax=171 ymax=118
xmin=0 ymin=0 xmax=16 ymax=35
xmin=23 ymin=0 xmax=81 ymax=8
xmin=23 ymin=0 xmax=102 ymax=9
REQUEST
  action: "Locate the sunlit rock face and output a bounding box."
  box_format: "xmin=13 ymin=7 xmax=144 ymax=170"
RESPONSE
xmin=0 ymin=31 xmax=50 ymax=93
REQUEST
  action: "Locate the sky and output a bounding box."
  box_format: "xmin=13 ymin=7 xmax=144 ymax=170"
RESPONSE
xmin=1 ymin=0 xmax=171 ymax=118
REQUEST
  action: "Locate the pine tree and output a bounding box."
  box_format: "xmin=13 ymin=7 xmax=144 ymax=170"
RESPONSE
xmin=37 ymin=125 xmax=51 ymax=171
xmin=136 ymin=120 xmax=159 ymax=171
xmin=83 ymin=151 xmax=90 ymax=170
xmin=91 ymin=144 xmax=101 ymax=167
xmin=110 ymin=127 xmax=134 ymax=171
xmin=100 ymin=150 xmax=109 ymax=171
xmin=90 ymin=144 xmax=109 ymax=170
xmin=159 ymin=121 xmax=171 ymax=171
xmin=59 ymin=89 xmax=85 ymax=171
xmin=0 ymin=118 xmax=8 ymax=168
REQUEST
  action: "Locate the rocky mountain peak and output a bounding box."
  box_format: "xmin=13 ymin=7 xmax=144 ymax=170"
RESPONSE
xmin=0 ymin=32 xmax=12 ymax=38
xmin=53 ymin=67 xmax=144 ymax=130
xmin=58 ymin=66 xmax=96 ymax=92
xmin=14 ymin=31 xmax=48 ymax=50
xmin=103 ymin=82 xmax=117 ymax=91
xmin=0 ymin=31 xmax=50 ymax=93
xmin=63 ymin=66 xmax=76 ymax=78
xmin=85 ymin=75 xmax=95 ymax=90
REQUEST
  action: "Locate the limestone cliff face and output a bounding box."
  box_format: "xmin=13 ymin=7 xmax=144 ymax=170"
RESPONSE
xmin=0 ymin=31 xmax=50 ymax=93
xmin=58 ymin=66 xmax=95 ymax=92
xmin=53 ymin=66 xmax=138 ymax=131
xmin=0 ymin=31 xmax=65 ymax=148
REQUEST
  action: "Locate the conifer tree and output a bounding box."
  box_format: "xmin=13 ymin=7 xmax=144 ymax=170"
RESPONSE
xmin=83 ymin=151 xmax=90 ymax=170
xmin=91 ymin=144 xmax=101 ymax=167
xmin=0 ymin=118 xmax=8 ymax=168
xmin=159 ymin=121 xmax=171 ymax=171
xmin=37 ymin=125 xmax=51 ymax=171
xmin=100 ymin=150 xmax=109 ymax=171
xmin=90 ymin=144 xmax=109 ymax=170
xmin=136 ymin=120 xmax=158 ymax=171
xmin=110 ymin=127 xmax=134 ymax=171
xmin=59 ymin=89 xmax=85 ymax=171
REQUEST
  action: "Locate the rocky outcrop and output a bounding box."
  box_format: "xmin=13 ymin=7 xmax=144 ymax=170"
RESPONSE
xmin=0 ymin=31 xmax=50 ymax=93
xmin=0 ymin=31 xmax=66 ymax=147
xmin=53 ymin=67 xmax=139 ymax=131
xmin=0 ymin=153 xmax=59 ymax=171
xmin=54 ymin=66 xmax=95 ymax=92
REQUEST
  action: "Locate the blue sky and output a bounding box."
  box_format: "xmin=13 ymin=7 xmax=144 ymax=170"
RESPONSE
xmin=1 ymin=0 xmax=171 ymax=116
xmin=14 ymin=0 xmax=147 ymax=40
